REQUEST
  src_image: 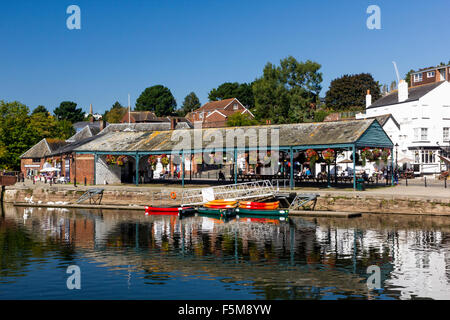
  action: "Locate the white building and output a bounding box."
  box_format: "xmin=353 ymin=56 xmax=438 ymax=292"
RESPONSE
xmin=357 ymin=80 xmax=450 ymax=175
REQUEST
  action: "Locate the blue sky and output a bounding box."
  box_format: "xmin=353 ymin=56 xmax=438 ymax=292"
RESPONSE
xmin=0 ymin=0 xmax=449 ymax=114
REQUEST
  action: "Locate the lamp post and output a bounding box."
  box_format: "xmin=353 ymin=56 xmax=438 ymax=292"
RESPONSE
xmin=395 ymin=143 xmax=399 ymax=170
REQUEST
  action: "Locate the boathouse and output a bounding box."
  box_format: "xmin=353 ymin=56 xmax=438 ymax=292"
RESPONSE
xmin=73 ymin=119 xmax=394 ymax=189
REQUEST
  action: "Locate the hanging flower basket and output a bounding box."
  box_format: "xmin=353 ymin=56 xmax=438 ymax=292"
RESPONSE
xmin=106 ymin=155 xmax=116 ymax=166
xmin=147 ymin=155 xmax=157 ymax=170
xmin=371 ymin=148 xmax=382 ymax=165
xmin=322 ymin=148 xmax=335 ymax=164
xmin=116 ymin=155 xmax=129 ymax=167
xmin=306 ymin=149 xmax=319 ymax=167
xmin=360 ymin=147 xmax=371 ymax=166
xmin=160 ymin=154 xmax=170 ymax=168
xmin=381 ymin=148 xmax=391 ymax=163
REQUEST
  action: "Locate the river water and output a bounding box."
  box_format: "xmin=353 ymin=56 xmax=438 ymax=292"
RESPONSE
xmin=0 ymin=204 xmax=449 ymax=300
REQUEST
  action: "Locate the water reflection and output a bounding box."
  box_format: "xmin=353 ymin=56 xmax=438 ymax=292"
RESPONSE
xmin=0 ymin=204 xmax=449 ymax=300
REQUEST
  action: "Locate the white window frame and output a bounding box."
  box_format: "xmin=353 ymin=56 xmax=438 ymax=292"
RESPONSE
xmin=421 ymin=128 xmax=428 ymax=141
xmin=427 ymin=71 xmax=435 ymax=78
xmin=413 ymin=74 xmax=423 ymax=82
xmin=444 ymin=127 xmax=450 ymax=141
xmin=233 ymin=104 xmax=238 ymax=110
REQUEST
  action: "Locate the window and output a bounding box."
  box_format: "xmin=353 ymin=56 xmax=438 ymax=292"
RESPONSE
xmin=421 ymin=150 xmax=436 ymax=163
xmin=444 ymin=128 xmax=450 ymax=141
xmin=233 ymin=104 xmax=238 ymax=110
xmin=421 ymin=128 xmax=428 ymax=140
xmin=414 ymin=128 xmax=429 ymax=141
xmin=427 ymin=71 xmax=435 ymax=78
xmin=32 ymin=158 xmax=40 ymax=163
xmin=413 ymin=73 xmax=423 ymax=82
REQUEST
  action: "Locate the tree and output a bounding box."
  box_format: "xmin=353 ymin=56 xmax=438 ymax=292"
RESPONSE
xmin=135 ymin=85 xmax=177 ymax=116
xmin=405 ymin=69 xmax=415 ymax=87
xmin=325 ymin=73 xmax=381 ymax=112
xmin=226 ymin=112 xmax=259 ymax=127
xmin=208 ymin=82 xmax=255 ymax=108
xmin=0 ymin=101 xmax=35 ymax=170
xmin=32 ymin=105 xmax=49 ymax=116
xmin=389 ymin=81 xmax=397 ymax=92
xmin=53 ymin=101 xmax=84 ymax=123
xmin=54 ymin=120 xmax=75 ymax=139
xmin=104 ymin=101 xmax=127 ymax=123
xmin=178 ymin=92 xmax=201 ymax=116
xmin=252 ymin=56 xmax=322 ymax=124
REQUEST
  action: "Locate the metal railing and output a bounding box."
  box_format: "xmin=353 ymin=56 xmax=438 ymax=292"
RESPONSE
xmin=181 ymin=180 xmax=275 ymax=206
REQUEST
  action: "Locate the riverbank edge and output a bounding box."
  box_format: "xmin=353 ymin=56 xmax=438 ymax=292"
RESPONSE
xmin=4 ymin=186 xmax=450 ymax=216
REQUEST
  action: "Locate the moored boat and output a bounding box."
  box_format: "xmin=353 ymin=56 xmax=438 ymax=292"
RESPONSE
xmin=145 ymin=206 xmax=190 ymax=216
xmin=235 ymin=207 xmax=288 ymax=216
xmin=197 ymin=207 xmax=236 ymax=218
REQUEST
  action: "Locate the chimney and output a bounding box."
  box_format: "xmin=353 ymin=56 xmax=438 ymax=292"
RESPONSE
xmin=398 ymin=80 xmax=408 ymax=102
xmin=365 ymin=90 xmax=372 ymax=109
xmin=89 ymin=104 xmax=93 ymax=115
xmin=170 ymin=118 xmax=177 ymax=130
xmin=99 ymin=120 xmax=106 ymax=131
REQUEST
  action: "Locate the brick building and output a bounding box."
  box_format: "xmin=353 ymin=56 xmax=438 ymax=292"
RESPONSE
xmin=120 ymin=111 xmax=191 ymax=128
xmin=20 ymin=139 xmax=67 ymax=177
xmin=20 ymin=124 xmax=104 ymax=184
xmin=186 ymin=98 xmax=254 ymax=128
xmin=410 ymin=65 xmax=449 ymax=87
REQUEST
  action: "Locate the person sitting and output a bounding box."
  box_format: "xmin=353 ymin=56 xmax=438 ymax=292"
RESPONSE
xmin=218 ymin=170 xmax=225 ymax=181
xmin=305 ymin=168 xmax=311 ymax=177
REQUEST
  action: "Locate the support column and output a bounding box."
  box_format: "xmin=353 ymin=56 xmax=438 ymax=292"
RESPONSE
xmin=352 ymin=146 xmax=356 ymax=190
xmin=290 ymin=147 xmax=294 ymax=190
xmin=94 ymin=153 xmax=98 ymax=185
xmin=391 ymin=147 xmax=394 ymax=186
xmin=234 ymin=148 xmax=238 ymax=184
xmin=135 ymin=154 xmax=140 ymax=186
xmin=181 ymin=150 xmax=185 ymax=188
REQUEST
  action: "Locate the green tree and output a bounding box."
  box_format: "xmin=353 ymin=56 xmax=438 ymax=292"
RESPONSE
xmin=252 ymin=56 xmax=322 ymax=124
xmin=405 ymin=69 xmax=415 ymax=87
xmin=226 ymin=112 xmax=259 ymax=127
xmin=54 ymin=120 xmax=75 ymax=140
xmin=179 ymin=92 xmax=201 ymax=116
xmin=208 ymin=82 xmax=255 ymax=108
xmin=0 ymin=101 xmax=35 ymax=170
xmin=135 ymin=85 xmax=177 ymax=116
xmin=53 ymin=101 xmax=84 ymax=123
xmin=29 ymin=112 xmax=58 ymax=139
xmin=325 ymin=73 xmax=381 ymax=112
xmin=104 ymin=101 xmax=127 ymax=123
xmin=32 ymin=105 xmax=49 ymax=115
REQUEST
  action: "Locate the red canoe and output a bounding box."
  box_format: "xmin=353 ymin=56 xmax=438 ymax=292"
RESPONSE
xmin=145 ymin=206 xmax=191 ymax=215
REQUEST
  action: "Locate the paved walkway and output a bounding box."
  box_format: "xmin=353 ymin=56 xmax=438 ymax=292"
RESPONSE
xmin=9 ymin=178 xmax=450 ymax=202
